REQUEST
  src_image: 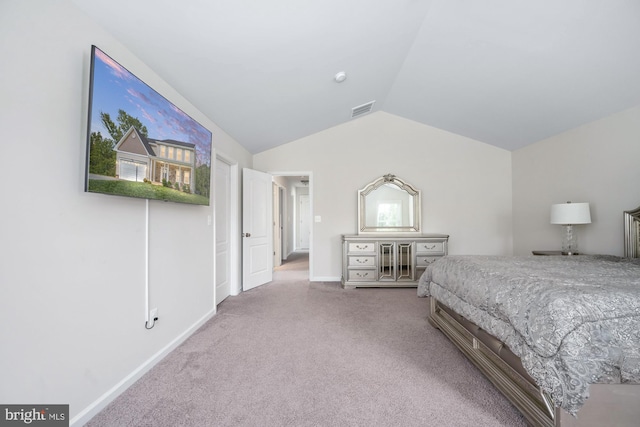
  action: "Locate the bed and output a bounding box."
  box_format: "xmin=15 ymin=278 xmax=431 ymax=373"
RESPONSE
xmin=418 ymin=207 xmax=640 ymax=427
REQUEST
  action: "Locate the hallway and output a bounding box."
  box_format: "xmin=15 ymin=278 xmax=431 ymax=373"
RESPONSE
xmin=273 ymin=251 xmax=309 ymax=281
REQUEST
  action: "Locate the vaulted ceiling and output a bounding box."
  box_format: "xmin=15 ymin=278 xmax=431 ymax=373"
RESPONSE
xmin=72 ymin=0 xmax=640 ymax=154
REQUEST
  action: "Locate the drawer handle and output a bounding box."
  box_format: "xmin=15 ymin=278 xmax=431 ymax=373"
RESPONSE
xmin=356 ymin=272 xmax=369 ymax=278
xmin=356 ymin=244 xmax=369 ymax=250
xmin=423 ymin=258 xmax=434 ymax=263
xmin=356 ymin=258 xmax=368 ymax=264
xmin=424 ymin=244 xmax=436 ymax=250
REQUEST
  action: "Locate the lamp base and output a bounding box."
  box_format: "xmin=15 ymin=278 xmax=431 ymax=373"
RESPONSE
xmin=561 ymin=224 xmax=579 ymax=255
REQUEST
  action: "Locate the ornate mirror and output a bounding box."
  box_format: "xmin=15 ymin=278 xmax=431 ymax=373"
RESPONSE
xmin=358 ymin=174 xmax=421 ymax=234
xmin=624 ymin=205 xmax=640 ymax=258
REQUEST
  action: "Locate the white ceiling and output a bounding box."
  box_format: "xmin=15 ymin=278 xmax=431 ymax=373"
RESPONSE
xmin=72 ymin=0 xmax=640 ymax=154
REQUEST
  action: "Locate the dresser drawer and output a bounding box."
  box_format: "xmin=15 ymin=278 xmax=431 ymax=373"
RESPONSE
xmin=347 ymin=269 xmax=377 ymax=281
xmin=416 ymin=256 xmax=441 ymax=267
xmin=348 ymin=256 xmax=376 ymax=267
xmin=416 ymin=241 xmax=445 ymax=254
xmin=348 ymin=242 xmax=375 ymax=253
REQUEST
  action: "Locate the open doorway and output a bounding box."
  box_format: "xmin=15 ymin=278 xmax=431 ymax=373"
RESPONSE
xmin=271 ymin=173 xmax=312 ymax=279
xmin=273 ymin=251 xmax=309 ymax=282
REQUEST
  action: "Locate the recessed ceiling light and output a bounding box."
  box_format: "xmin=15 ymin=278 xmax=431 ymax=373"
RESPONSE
xmin=334 ymin=71 xmax=347 ymax=83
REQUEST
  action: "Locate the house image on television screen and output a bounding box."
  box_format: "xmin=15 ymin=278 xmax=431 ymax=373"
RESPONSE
xmin=115 ymin=126 xmax=196 ymax=192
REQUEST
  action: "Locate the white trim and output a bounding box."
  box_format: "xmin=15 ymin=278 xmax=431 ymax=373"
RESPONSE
xmin=70 ymin=309 xmax=217 ymax=426
xmin=211 ymin=150 xmax=218 ymax=309
xmin=311 ymin=276 xmax=341 ymax=282
xmin=272 ymin=181 xmax=286 ymax=268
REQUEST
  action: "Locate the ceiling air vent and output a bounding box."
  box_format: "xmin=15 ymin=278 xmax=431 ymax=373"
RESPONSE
xmin=351 ymin=100 xmax=376 ymax=118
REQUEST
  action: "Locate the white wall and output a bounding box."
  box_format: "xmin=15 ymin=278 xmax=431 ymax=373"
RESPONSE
xmin=512 ymin=105 xmax=640 ymax=256
xmin=0 ymin=0 xmax=251 ymax=424
xmin=254 ymin=112 xmax=513 ymax=280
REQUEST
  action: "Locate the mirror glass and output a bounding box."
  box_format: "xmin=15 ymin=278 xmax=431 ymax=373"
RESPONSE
xmin=358 ymin=174 xmax=421 ymax=234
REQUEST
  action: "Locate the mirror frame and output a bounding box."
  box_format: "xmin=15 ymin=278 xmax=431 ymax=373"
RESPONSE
xmin=624 ymin=205 xmax=640 ymax=258
xmin=358 ymin=174 xmax=421 ymax=234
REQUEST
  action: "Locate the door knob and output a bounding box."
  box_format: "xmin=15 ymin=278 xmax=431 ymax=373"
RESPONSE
xmin=243 ymin=232 xmax=251 ymax=237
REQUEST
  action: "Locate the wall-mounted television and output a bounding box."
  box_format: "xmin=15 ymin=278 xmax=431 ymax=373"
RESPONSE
xmin=85 ymin=45 xmax=212 ymax=206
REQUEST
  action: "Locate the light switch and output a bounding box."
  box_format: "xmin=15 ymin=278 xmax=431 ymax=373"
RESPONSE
xmin=314 ymin=215 xmax=322 ymax=223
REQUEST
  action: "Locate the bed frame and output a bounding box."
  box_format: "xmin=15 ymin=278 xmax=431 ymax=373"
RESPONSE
xmin=429 ymin=298 xmax=640 ymax=426
xmin=427 ymin=205 xmax=640 ymax=427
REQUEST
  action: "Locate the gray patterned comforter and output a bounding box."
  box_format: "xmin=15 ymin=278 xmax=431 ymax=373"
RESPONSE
xmin=418 ymin=255 xmax=640 ymax=414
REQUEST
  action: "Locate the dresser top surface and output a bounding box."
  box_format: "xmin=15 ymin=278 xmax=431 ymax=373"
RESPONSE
xmin=343 ymin=233 xmax=449 ymax=241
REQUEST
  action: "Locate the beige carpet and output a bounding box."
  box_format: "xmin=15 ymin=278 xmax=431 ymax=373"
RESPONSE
xmin=87 ymin=252 xmax=525 ymax=426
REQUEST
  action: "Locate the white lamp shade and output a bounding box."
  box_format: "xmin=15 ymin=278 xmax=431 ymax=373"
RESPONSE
xmin=550 ymin=202 xmax=591 ymax=225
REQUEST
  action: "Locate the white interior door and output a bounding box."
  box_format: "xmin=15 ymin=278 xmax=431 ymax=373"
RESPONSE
xmin=242 ymin=168 xmax=273 ymax=291
xmin=273 ymin=183 xmax=282 ymax=268
xmin=298 ymin=194 xmax=310 ymax=249
xmin=215 ymin=158 xmax=231 ymax=305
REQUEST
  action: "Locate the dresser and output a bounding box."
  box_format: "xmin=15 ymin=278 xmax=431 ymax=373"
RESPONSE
xmin=342 ymin=234 xmax=449 ymax=289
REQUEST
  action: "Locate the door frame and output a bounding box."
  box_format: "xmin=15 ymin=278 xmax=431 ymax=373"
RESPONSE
xmin=214 ymin=156 xmax=231 ymax=305
xmin=214 ymin=151 xmax=240 ymax=298
xmin=269 ymin=171 xmax=313 ymax=281
xmin=273 ymin=182 xmax=285 ymax=268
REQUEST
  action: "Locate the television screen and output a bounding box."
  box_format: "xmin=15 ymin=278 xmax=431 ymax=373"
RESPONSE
xmin=85 ymin=45 xmax=212 ymax=205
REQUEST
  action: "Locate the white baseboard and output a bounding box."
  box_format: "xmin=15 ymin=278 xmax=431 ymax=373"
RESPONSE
xmin=311 ymin=276 xmax=341 ymax=282
xmin=70 ymin=308 xmax=217 ymax=426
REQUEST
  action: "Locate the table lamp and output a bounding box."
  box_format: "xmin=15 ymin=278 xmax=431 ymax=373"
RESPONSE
xmin=550 ymin=201 xmax=591 ymax=255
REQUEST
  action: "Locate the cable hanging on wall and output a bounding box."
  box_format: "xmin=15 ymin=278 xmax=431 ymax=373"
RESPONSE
xmin=144 ymin=199 xmax=158 ymax=329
